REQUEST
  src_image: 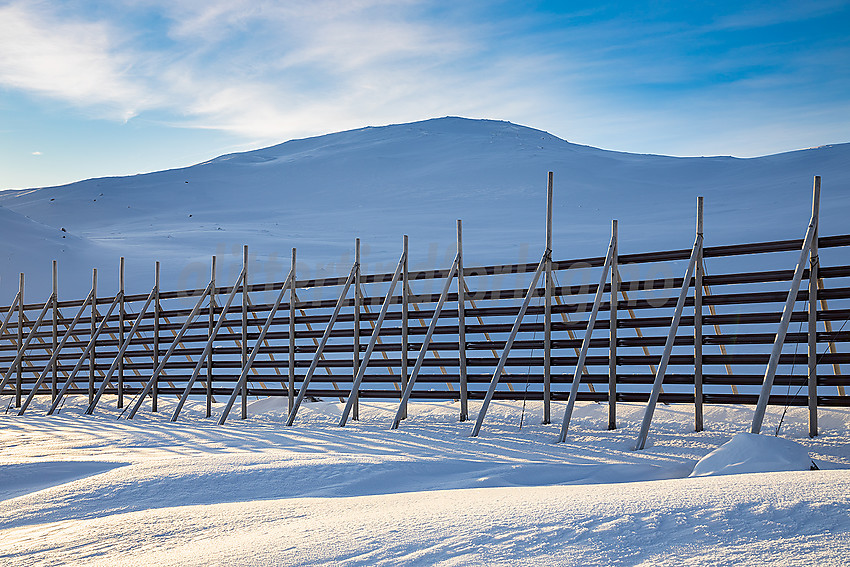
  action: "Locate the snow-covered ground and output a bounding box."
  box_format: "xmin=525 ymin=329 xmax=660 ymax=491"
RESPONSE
xmin=2 ymin=397 xmax=848 ymax=565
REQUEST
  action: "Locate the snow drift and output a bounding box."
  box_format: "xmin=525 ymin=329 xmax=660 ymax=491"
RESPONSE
xmin=690 ymin=432 xmax=816 ymax=477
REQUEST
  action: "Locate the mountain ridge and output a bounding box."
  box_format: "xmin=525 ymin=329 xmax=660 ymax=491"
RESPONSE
xmin=1 ymin=117 xmax=847 ymax=301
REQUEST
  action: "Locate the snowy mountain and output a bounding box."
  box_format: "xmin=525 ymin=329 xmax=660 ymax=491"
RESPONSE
xmin=1 ymin=117 xmax=848 ymax=301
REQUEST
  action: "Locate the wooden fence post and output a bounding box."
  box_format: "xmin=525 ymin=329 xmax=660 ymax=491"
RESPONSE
xmin=695 ymin=197 xmax=704 ymax=432
xmin=118 ymin=257 xmax=125 ymax=409
xmin=52 ymin=261 xmax=58 ymax=401
xmin=289 ymin=248 xmax=297 ymax=413
xmin=809 ymin=177 xmax=820 ymax=437
xmin=544 ymin=172 xmax=553 ymax=424
xmin=458 ymin=222 xmax=468 ymax=422
xmin=353 ymin=239 xmax=361 ymax=421
xmin=153 ymin=261 xmax=160 ymax=412
xmin=208 ymin=256 xmax=216 ymax=418
xmin=242 ymin=245 xmax=248 ymax=419
xmin=89 ymin=268 xmax=97 ymax=405
xmin=16 ymin=273 xmax=23 ymax=408
xmin=401 ymin=235 xmax=409 ymax=420
xmin=609 ymin=220 xmax=618 ymax=430
xmin=636 ymin=230 xmax=703 ymax=449
xmin=751 ymin=176 xmax=819 ymax=434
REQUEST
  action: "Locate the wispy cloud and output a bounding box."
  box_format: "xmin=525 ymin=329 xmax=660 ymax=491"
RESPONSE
xmin=0 ymin=1 xmax=549 ymax=144
xmin=0 ymin=2 xmax=155 ymax=121
xmin=0 ymin=0 xmax=846 ymax=160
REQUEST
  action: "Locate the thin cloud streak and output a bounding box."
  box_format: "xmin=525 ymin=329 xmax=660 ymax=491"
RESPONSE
xmin=0 ymin=1 xmax=542 ymax=143
xmin=0 ymin=0 xmax=846 ymax=165
xmin=0 ymin=3 xmax=153 ymax=121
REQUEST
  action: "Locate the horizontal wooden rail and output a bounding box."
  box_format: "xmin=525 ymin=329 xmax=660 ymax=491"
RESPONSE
xmin=2 ymin=229 xmax=848 ymax=424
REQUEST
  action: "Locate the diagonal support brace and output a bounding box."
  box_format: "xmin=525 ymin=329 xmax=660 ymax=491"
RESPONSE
xmin=471 ymin=252 xmax=547 ymax=437
xmin=338 ymin=251 xmax=405 ymax=427
xmin=558 ymin=233 xmax=616 ymax=441
xmin=218 ymin=268 xmax=295 ymax=425
xmin=286 ymin=263 xmax=357 ymax=426
xmin=634 ymin=232 xmax=703 ymax=450
xmin=391 ymin=254 xmax=459 ymax=429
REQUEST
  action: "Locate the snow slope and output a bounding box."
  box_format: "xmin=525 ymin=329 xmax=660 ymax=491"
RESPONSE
xmin=0 ymin=205 xmax=96 ymax=295
xmin=1 ymin=117 xmax=848 ymax=301
xmin=1 ymin=398 xmax=848 ymax=565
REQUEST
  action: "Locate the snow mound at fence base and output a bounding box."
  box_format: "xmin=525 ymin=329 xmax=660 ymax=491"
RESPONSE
xmin=690 ymin=432 xmax=815 ymax=477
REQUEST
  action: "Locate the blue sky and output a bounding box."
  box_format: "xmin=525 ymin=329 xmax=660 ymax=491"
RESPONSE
xmin=1 ymin=0 xmax=848 ymax=189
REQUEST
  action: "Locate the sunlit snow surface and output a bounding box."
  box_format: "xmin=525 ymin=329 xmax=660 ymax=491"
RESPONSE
xmin=1 ymin=398 xmax=848 ymax=565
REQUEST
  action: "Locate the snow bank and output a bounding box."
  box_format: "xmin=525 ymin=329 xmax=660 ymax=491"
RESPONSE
xmin=1 ymin=400 xmax=848 ymax=566
xmin=689 ymin=432 xmax=816 ymax=477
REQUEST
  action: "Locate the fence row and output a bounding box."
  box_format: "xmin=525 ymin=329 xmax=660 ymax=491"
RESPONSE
xmin=0 ymin=176 xmax=847 ymax=446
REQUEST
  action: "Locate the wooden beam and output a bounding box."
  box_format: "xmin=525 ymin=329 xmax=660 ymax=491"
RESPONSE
xmin=171 ymin=269 xmax=244 ymax=422
xmin=559 ymin=234 xmax=616 ymax=441
xmin=401 ymin=235 xmax=409 ymax=420
xmin=207 ymin=256 xmax=216 ymax=417
xmin=339 ymin=250 xmax=405 ymax=427
xmin=695 ymin=197 xmax=704 ymax=432
xmin=809 ymin=177 xmax=820 ymax=437
xmin=16 ymin=273 xmax=23 ymax=407
xmin=472 ymin=253 xmax=547 ymax=437
xmin=609 ymin=220 xmax=618 ymax=430
xmin=289 ymin=248 xmax=296 ymax=413
xmin=242 ymin=245 xmax=248 ymax=419
xmin=118 ymin=258 xmax=125 ymax=408
xmin=392 ymin=254 xmax=459 ymax=429
xmin=353 ymin=239 xmax=361 ymax=420
xmin=218 ymin=267 xmax=295 ymax=425
xmin=544 ymin=173 xmax=553 ymax=424
xmin=52 ymin=261 xmax=58 ymax=401
xmin=635 ymin=231 xmax=703 ymax=449
xmin=457 ymin=223 xmax=468 ymax=422
xmin=153 ymin=262 xmax=160 ymax=412
xmin=43 ymin=292 xmax=121 ymax=415
xmin=751 ymin=176 xmax=819 ymax=435
xmin=286 ymin=263 xmax=357 ymax=426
